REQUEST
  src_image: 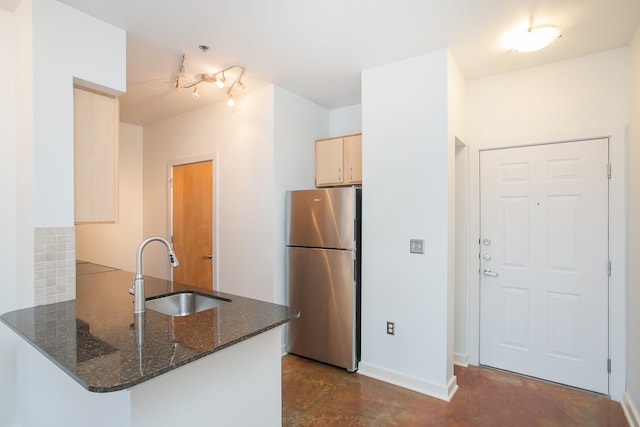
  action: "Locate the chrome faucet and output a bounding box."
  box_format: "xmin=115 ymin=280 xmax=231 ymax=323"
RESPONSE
xmin=129 ymin=236 xmax=180 ymax=314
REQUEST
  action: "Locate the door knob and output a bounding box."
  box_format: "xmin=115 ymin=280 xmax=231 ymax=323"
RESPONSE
xmin=483 ymin=269 xmax=499 ymax=277
xmin=204 ymin=253 xmax=212 ymax=259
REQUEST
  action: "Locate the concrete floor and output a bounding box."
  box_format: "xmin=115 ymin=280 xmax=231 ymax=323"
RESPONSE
xmin=282 ymin=354 xmax=628 ymax=426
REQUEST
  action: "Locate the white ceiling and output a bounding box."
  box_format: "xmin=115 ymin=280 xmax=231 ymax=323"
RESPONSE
xmin=47 ymin=0 xmax=640 ymax=125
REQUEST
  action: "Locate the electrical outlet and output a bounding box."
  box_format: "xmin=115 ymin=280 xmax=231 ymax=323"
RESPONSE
xmin=386 ymin=321 xmax=395 ymax=335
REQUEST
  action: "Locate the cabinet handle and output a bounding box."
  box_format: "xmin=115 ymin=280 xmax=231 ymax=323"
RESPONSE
xmin=338 ymin=168 xmax=342 ymax=181
xmin=349 ymin=167 xmax=353 ymax=180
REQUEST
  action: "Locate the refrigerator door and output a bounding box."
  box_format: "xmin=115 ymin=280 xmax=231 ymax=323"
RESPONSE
xmin=286 ymin=187 xmax=356 ymax=250
xmin=286 ymin=246 xmax=357 ymax=371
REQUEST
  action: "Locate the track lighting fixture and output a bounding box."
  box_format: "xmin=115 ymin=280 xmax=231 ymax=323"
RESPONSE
xmin=174 ymin=53 xmax=245 ymax=107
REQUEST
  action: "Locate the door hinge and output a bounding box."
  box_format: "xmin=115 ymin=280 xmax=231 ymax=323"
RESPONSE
xmin=607 ymin=358 xmax=612 ymax=373
xmin=607 ymin=164 xmax=612 ymax=179
xmin=608 ymin=260 xmax=611 ymax=277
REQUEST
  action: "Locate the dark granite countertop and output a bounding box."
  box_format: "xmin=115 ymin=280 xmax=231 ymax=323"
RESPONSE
xmin=1 ymin=264 xmax=298 ymax=392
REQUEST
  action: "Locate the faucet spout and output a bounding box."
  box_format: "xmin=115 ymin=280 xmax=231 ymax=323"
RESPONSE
xmin=132 ymin=236 xmax=180 ymax=314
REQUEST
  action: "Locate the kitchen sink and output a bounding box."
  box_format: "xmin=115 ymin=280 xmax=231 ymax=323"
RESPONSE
xmin=146 ymin=291 xmax=230 ymax=317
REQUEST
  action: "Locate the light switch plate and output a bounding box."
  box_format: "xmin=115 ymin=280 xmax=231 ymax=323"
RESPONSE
xmin=410 ymin=239 xmax=425 ymax=254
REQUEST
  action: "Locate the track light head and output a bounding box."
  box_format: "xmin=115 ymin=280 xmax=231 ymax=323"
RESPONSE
xmin=216 ymin=72 xmax=226 ymax=88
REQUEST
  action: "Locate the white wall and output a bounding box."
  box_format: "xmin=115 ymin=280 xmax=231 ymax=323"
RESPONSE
xmin=143 ymin=87 xmax=275 ymax=301
xmin=273 ymin=87 xmax=329 ymax=303
xmin=14 ymin=0 xmax=34 ymax=311
xmin=31 ymin=0 xmax=126 ymax=227
xmin=468 ymin=48 xmax=628 ymax=141
xmin=0 ymin=8 xmax=17 ymax=427
xmin=7 ymin=1 xmax=127 ymax=424
xmin=359 ymin=49 xmax=457 ymax=400
xmin=466 ymin=47 xmax=629 ymax=400
xmin=625 ymin=24 xmax=640 ymax=424
xmin=143 ymin=86 xmax=328 ymax=303
xmin=330 ymin=104 xmax=362 ymax=136
xmin=76 ymin=123 xmax=144 ymax=271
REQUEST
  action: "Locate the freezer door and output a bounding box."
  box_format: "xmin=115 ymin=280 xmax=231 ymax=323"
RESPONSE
xmin=286 ymin=247 xmax=358 ymax=371
xmin=286 ymin=187 xmax=356 ymax=250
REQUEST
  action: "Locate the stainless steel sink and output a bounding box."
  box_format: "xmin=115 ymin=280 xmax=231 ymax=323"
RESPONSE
xmin=146 ymin=291 xmax=230 ymax=317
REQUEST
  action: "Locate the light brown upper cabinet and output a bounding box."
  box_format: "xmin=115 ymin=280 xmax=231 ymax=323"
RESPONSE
xmin=315 ymin=133 xmax=362 ymax=187
xmin=73 ymin=86 xmax=119 ymax=224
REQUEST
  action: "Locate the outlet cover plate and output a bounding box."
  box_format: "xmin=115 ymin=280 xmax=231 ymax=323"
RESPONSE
xmin=410 ymin=239 xmax=425 ymax=254
xmin=386 ymin=321 xmax=395 ymax=335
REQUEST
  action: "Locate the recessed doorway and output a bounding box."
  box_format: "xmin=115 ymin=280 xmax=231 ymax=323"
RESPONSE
xmin=169 ymin=155 xmax=217 ymax=290
xmin=479 ymin=138 xmax=609 ymax=394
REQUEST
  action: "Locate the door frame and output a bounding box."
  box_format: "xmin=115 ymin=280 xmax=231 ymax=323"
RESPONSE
xmin=466 ymin=126 xmax=626 ymax=400
xmin=166 ymin=153 xmax=219 ymax=290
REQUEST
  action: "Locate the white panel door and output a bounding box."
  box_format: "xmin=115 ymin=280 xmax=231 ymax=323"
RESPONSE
xmin=479 ymin=139 xmax=609 ymax=394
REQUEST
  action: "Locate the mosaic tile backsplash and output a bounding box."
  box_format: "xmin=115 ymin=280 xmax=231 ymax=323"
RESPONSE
xmin=34 ymin=227 xmax=76 ymax=306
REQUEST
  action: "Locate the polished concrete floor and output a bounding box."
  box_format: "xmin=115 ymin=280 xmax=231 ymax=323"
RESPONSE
xmin=282 ymin=354 xmax=628 ymax=426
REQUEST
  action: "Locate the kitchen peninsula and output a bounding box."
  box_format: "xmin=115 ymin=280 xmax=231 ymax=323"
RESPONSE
xmin=2 ymin=262 xmax=297 ymax=427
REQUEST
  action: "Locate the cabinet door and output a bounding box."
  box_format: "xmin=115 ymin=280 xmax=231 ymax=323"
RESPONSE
xmin=343 ymin=134 xmax=362 ymax=184
xmin=315 ymin=137 xmax=344 ymax=186
xmin=74 ymin=87 xmax=119 ymax=223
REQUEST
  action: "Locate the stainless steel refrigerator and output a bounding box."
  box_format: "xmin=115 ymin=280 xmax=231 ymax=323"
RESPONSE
xmin=285 ymin=186 xmax=361 ymax=372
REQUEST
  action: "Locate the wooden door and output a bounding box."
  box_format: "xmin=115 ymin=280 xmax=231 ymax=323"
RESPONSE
xmin=172 ymin=161 xmax=213 ymax=289
xmin=479 ymin=139 xmax=609 ymax=394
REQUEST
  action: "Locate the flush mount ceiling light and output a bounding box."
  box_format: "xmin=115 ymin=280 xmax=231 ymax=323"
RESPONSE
xmin=174 ymin=54 xmax=246 ymax=107
xmin=506 ymin=25 xmax=563 ymax=52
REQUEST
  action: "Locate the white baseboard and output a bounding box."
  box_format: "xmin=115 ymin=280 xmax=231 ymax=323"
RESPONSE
xmin=622 ymin=392 xmax=640 ymax=427
xmin=454 ymin=352 xmax=468 ymax=367
xmin=358 ymin=362 xmax=458 ymax=402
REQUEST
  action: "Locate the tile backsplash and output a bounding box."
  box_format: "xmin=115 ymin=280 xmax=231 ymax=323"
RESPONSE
xmin=34 ymin=227 xmax=76 ymax=306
